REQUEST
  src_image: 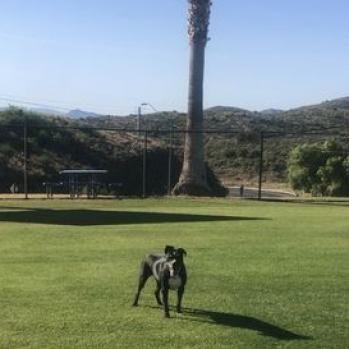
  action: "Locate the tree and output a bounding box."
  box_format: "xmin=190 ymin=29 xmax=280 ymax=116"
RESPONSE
xmin=288 ymin=143 xmax=327 ymax=194
xmin=173 ymin=0 xmax=212 ymax=196
xmin=288 ymin=140 xmax=349 ymax=196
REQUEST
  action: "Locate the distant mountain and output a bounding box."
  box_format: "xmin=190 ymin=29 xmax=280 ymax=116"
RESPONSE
xmin=260 ymin=108 xmax=284 ymax=116
xmin=78 ymin=96 xmax=349 ymax=133
xmin=286 ymin=96 xmax=349 ymax=113
xmin=67 ymin=109 xmax=101 ymax=118
xmin=319 ymin=96 xmax=349 ymax=110
xmin=29 ymin=108 xmax=65 ymax=116
xmin=205 ymin=106 xmax=250 ymax=114
xmin=272 ymin=96 xmax=349 ymax=131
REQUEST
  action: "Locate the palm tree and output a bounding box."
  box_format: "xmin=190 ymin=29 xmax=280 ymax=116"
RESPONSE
xmin=173 ymin=0 xmax=212 ymax=196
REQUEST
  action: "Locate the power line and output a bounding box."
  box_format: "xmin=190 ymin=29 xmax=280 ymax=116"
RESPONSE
xmin=0 ymin=95 xmax=119 ymax=115
xmin=0 ymin=96 xmax=70 ymax=112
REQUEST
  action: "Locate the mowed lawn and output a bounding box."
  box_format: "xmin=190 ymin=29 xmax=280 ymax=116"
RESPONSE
xmin=0 ymin=198 xmax=348 ymax=349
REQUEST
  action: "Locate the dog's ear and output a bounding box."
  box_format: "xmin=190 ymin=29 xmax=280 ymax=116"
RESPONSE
xmin=178 ymin=248 xmax=187 ymax=257
xmin=164 ymin=245 xmax=175 ymax=255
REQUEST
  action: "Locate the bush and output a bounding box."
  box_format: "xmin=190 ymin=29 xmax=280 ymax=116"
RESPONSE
xmin=288 ymin=140 xmax=349 ymax=196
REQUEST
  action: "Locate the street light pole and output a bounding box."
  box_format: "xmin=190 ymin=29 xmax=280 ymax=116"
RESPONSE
xmin=137 ymin=103 xmax=152 ymax=141
xmin=137 ymin=106 xmax=142 ymax=140
xmin=142 ymin=128 xmax=148 ymax=198
xmin=137 ymin=102 xmax=158 ymax=198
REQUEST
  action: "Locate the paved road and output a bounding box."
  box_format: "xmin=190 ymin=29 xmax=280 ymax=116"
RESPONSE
xmin=229 ymin=186 xmax=296 ymax=199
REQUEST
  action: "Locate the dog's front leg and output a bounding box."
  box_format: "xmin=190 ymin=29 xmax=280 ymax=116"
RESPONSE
xmin=161 ymin=287 xmax=170 ymax=318
xmin=160 ymin=271 xmax=171 ymax=318
xmin=176 ymin=286 xmax=185 ymax=313
xmin=154 ymin=282 xmax=162 ymax=306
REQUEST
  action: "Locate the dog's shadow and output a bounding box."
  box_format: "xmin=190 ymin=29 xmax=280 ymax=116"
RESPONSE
xmin=182 ymin=307 xmax=312 ymax=340
xmin=145 ymin=305 xmax=312 ymax=340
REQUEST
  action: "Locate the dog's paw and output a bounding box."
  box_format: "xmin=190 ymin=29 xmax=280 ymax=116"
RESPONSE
xmin=132 ymin=303 xmax=138 ymax=307
xmin=164 ymin=313 xmax=171 ymax=318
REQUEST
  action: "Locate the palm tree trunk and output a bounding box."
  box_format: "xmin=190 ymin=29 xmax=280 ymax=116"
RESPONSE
xmin=173 ymin=0 xmax=212 ymax=196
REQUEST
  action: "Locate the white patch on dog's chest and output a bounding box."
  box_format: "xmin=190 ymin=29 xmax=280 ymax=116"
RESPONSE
xmin=168 ymin=275 xmax=182 ymax=290
xmin=152 ymin=258 xmax=182 ymax=289
xmin=152 ymin=257 xmax=166 ymax=281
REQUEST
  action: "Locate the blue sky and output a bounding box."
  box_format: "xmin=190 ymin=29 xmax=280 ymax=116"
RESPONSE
xmin=0 ymin=0 xmax=348 ymax=115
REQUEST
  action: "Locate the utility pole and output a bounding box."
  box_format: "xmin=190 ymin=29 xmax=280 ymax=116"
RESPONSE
xmin=258 ymin=131 xmax=264 ymax=200
xmin=137 ymin=106 xmax=141 ymax=140
xmin=167 ymin=123 xmax=174 ymax=195
xmin=142 ymin=128 xmax=148 ymax=198
xmin=23 ymin=112 xmax=28 ymax=199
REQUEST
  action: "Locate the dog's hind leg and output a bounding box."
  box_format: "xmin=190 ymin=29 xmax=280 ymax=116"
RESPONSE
xmin=161 ymin=288 xmax=170 ymax=318
xmin=133 ymin=261 xmax=151 ymax=307
xmin=154 ymin=282 xmax=162 ymax=306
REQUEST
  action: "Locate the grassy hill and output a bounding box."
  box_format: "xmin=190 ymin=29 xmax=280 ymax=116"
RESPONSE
xmin=0 ymin=108 xmax=178 ymax=195
xmin=0 ymin=97 xmax=349 ymax=193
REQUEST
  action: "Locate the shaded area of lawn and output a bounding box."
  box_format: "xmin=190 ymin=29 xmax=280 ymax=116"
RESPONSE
xmin=253 ymin=198 xmax=349 ymax=207
xmin=0 ymin=207 xmax=267 ymax=226
xmin=183 ymin=308 xmax=312 ymax=341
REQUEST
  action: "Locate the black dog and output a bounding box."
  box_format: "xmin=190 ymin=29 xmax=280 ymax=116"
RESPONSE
xmin=132 ymin=245 xmax=187 ymax=318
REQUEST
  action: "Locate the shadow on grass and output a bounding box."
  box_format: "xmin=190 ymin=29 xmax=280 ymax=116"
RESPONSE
xmin=248 ymin=197 xmax=349 ymax=207
xmin=0 ymin=207 xmax=268 ymax=226
xmin=182 ymin=308 xmax=312 ymax=341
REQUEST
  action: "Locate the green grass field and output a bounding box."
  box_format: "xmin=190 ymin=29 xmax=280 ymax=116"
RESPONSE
xmin=0 ymin=198 xmax=348 ymax=348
